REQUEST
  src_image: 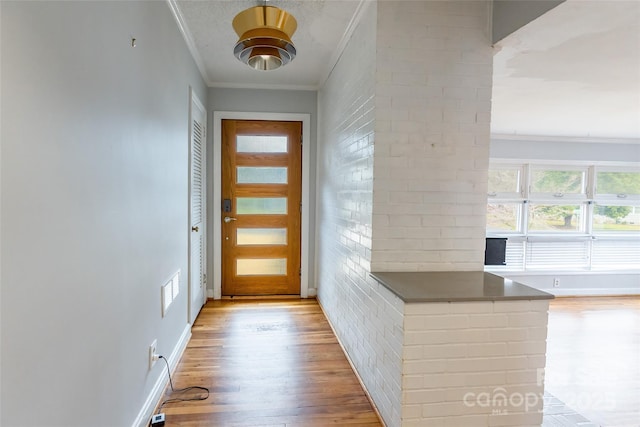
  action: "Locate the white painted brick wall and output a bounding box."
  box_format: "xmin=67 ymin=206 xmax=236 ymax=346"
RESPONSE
xmin=402 ymin=300 xmax=549 ymax=426
xmin=315 ymin=1 xmax=534 ymax=426
xmin=371 ymin=0 xmax=493 ymax=272
xmin=316 ymin=3 xmax=403 ymax=426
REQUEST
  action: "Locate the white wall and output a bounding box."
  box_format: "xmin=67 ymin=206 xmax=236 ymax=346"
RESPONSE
xmin=317 ymin=1 xmax=496 ymax=423
xmin=371 ymin=0 xmax=494 ymax=271
xmin=206 ymin=88 xmax=317 ymax=295
xmin=403 ymin=300 xmax=549 ymax=426
xmin=316 ymin=2 xmax=405 ymax=426
xmin=0 ymin=1 xmax=206 ymax=426
xmin=503 ymin=273 xmax=640 ymax=296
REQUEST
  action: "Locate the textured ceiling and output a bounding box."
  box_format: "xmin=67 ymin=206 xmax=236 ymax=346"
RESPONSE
xmin=492 ymin=0 xmax=640 ymax=139
xmin=175 ymin=0 xmax=361 ymax=89
xmin=174 ymin=0 xmax=639 ymax=140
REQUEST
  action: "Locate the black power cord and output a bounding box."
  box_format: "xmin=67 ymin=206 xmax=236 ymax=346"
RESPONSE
xmin=150 ymin=355 xmax=210 ymax=426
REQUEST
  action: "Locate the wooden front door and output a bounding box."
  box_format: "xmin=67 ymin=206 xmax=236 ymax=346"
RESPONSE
xmin=221 ymin=120 xmax=302 ymax=296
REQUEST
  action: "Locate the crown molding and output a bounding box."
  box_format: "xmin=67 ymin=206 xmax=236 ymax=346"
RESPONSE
xmin=317 ymin=0 xmax=373 ymax=90
xmin=209 ymin=81 xmax=318 ymax=91
xmin=166 ymin=0 xmax=212 ymax=86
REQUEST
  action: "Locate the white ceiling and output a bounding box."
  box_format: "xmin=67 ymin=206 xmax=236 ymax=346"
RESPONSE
xmin=174 ymin=0 xmax=640 ymax=140
xmin=491 ymin=0 xmax=640 ymax=140
xmin=173 ymin=0 xmax=362 ymax=89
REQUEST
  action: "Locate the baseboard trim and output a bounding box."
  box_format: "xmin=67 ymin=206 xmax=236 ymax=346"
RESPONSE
xmin=131 ymin=324 xmax=192 ymax=427
xmin=546 ymin=288 xmax=640 ymax=297
xmin=316 ymin=298 xmax=387 ymax=427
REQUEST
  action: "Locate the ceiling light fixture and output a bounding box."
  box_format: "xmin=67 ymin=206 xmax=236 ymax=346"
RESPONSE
xmin=232 ymin=3 xmax=297 ymax=71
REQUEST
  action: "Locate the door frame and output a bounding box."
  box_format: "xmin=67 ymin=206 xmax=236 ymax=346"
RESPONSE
xmin=212 ymin=111 xmax=311 ymax=299
xmin=188 ymin=87 xmax=207 ymax=324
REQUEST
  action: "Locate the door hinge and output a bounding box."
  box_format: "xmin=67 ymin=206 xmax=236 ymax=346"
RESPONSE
xmin=299 ymin=268 xmax=301 ymax=277
xmin=300 ymin=202 xmax=302 ymax=213
xmin=301 ymin=134 xmax=303 ymax=145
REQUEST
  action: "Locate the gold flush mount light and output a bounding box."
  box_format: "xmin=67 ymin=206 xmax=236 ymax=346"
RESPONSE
xmin=232 ymin=4 xmax=297 ymax=71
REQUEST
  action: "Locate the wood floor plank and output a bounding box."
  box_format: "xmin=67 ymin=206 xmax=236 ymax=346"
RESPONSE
xmin=546 ymin=296 xmax=640 ymax=427
xmin=157 ymin=299 xmax=382 ymax=427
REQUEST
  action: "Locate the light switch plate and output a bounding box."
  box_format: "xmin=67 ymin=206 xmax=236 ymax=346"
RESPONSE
xmin=162 ymin=282 xmax=172 ymax=316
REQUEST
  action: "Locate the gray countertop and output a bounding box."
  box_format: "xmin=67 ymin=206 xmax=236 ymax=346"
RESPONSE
xmin=370 ymin=271 xmax=554 ymax=303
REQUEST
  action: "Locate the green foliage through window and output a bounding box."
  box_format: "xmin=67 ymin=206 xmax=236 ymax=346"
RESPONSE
xmin=531 ymin=170 xmax=584 ymax=194
xmin=596 ymin=172 xmax=640 ymax=195
xmin=593 ymin=205 xmax=640 ymax=232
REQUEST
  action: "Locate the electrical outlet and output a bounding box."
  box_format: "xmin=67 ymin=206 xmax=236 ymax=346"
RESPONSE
xmin=553 ymin=278 xmax=560 ymax=288
xmin=149 ymin=339 xmax=158 ymax=370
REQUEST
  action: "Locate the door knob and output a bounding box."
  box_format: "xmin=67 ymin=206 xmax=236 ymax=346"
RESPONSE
xmin=224 ymin=216 xmax=237 ymax=223
xmin=191 ymin=226 xmax=199 ymax=232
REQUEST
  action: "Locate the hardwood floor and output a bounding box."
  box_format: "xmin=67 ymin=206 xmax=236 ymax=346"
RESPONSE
xmin=158 ymin=296 xmax=639 ymax=427
xmin=157 ymin=299 xmax=382 ymax=426
xmin=545 ymin=297 xmax=640 ymax=427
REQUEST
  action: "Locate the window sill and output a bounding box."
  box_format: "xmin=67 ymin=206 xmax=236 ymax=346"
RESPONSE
xmin=484 ymin=267 xmax=640 ymax=276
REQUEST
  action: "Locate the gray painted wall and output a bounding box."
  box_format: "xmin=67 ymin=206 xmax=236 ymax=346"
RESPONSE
xmin=503 ymin=273 xmax=640 ymax=296
xmin=206 ymin=87 xmax=318 ymax=294
xmin=491 ymin=138 xmax=640 ymax=163
xmin=492 ymin=0 xmax=565 ymax=43
xmin=1 ymin=1 xmax=207 ymax=425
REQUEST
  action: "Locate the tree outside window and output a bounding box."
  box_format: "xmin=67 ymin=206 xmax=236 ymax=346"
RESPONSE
xmin=529 ymin=204 xmax=583 ymax=232
xmin=593 ymin=205 xmax=640 ymax=232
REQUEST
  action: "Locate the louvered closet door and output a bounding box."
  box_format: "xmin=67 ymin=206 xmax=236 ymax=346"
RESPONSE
xmin=189 ymin=92 xmax=206 ymax=324
xmin=221 ymin=120 xmax=302 ymax=296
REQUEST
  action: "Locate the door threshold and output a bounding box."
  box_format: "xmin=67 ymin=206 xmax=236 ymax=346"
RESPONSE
xmin=219 ymin=295 xmax=305 ymax=300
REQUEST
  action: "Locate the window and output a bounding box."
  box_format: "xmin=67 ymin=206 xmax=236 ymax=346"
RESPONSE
xmin=488 ymin=166 xmax=523 ymax=197
xmin=530 ymin=167 xmax=587 ymax=199
xmin=487 ymin=203 xmax=522 ymax=233
xmin=593 ymin=204 xmax=640 ymax=233
xmin=593 ymin=167 xmax=640 ymax=235
xmin=528 ymin=204 xmax=585 ymax=233
xmin=486 ymin=163 xmax=640 ymax=272
xmin=595 ymin=170 xmax=640 ymax=199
